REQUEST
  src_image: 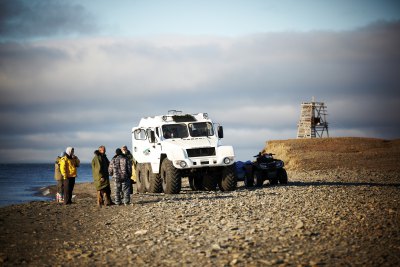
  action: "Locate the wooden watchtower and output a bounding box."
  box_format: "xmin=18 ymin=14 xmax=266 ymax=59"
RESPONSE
xmin=297 ymin=97 xmax=329 ymax=138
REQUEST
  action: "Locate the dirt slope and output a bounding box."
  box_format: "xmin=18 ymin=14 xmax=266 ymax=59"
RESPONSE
xmin=263 ymin=137 xmax=400 ymax=173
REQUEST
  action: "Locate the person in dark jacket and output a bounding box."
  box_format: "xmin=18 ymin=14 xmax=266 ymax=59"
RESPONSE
xmin=91 ymin=145 xmax=112 ymax=207
xmin=109 ymin=148 xmax=131 ymax=205
xmin=121 ymin=145 xmax=134 ymax=193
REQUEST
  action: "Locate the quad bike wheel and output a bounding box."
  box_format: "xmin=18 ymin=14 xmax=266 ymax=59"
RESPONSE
xmin=254 ymin=171 xmax=264 ymax=187
xmin=278 ymin=168 xmax=288 ymax=184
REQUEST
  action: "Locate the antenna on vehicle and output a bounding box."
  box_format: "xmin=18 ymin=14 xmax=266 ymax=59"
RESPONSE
xmin=168 ymin=110 xmax=182 ymax=115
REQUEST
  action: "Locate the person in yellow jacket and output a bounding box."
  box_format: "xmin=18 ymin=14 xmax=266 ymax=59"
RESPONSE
xmin=60 ymin=147 xmax=80 ymax=205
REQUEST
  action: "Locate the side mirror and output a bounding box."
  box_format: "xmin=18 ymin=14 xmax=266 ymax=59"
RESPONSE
xmin=217 ymin=126 xmax=224 ymax=139
xmin=149 ymin=130 xmax=156 ymax=143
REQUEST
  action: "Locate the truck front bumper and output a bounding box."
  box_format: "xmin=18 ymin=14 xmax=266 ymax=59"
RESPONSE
xmin=173 ymin=156 xmax=235 ymax=169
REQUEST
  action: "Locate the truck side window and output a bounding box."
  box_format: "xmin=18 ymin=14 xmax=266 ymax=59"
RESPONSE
xmin=146 ymin=129 xmax=155 ymax=143
xmin=134 ymin=129 xmax=147 ymax=140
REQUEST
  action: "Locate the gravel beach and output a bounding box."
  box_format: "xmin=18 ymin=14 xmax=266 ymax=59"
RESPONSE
xmin=0 ymin=138 xmax=399 ymax=266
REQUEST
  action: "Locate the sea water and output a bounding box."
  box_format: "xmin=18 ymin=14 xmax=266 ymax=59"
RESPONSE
xmin=0 ymin=163 xmax=93 ymax=207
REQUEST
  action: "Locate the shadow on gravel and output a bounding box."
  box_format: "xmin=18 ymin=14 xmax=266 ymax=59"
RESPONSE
xmin=285 ymin=181 xmax=400 ymax=187
xmin=235 ymin=181 xmax=400 ymax=191
xmin=133 ymin=193 xmax=234 ymax=205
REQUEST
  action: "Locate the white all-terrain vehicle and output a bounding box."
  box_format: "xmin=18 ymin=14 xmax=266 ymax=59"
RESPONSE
xmin=131 ymin=110 xmax=237 ymax=194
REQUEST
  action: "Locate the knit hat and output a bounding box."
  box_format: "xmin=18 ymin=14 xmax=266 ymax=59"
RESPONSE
xmin=66 ymin=147 xmax=74 ymax=156
xmin=115 ymin=148 xmax=122 ymax=155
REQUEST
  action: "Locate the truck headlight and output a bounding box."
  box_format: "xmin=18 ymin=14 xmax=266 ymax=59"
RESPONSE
xmin=223 ymin=157 xmax=231 ymax=164
xmin=176 ymin=160 xmax=187 ymax=168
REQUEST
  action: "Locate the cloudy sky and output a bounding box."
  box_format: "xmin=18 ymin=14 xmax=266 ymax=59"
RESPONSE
xmin=0 ymin=0 xmax=399 ymax=163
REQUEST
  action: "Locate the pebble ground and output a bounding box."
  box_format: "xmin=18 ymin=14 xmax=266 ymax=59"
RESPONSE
xmin=0 ymin=170 xmax=399 ymax=266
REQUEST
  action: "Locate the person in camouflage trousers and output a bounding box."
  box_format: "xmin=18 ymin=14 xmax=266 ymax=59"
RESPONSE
xmin=121 ymin=145 xmax=134 ymax=194
xmin=109 ymin=148 xmax=131 ymax=205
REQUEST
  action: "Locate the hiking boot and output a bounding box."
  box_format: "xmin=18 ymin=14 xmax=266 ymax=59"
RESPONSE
xmin=97 ymin=191 xmax=104 ymax=207
xmin=103 ymin=192 xmax=110 ymax=206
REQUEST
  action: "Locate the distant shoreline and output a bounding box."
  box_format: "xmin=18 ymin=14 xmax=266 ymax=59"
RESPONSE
xmin=0 ymin=182 xmax=96 ymax=208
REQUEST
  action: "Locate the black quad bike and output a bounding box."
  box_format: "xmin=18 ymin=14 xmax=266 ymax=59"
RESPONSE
xmin=244 ymin=153 xmax=288 ymax=187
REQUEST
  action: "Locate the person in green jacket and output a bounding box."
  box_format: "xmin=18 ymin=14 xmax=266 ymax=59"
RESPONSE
xmin=91 ymin=145 xmax=112 ymax=207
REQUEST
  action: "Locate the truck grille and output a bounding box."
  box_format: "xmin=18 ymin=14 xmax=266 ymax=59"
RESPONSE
xmin=187 ymin=147 xmax=216 ymax=158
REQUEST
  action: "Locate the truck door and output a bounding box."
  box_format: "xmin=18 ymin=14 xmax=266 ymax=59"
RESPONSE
xmin=146 ymin=128 xmax=162 ymax=174
xmin=132 ymin=128 xmax=148 ymax=163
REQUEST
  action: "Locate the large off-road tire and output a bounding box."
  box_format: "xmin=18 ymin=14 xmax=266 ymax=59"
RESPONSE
xmin=219 ymin=165 xmax=237 ymax=191
xmin=202 ymin=174 xmax=217 ymax=191
xmin=144 ymin=163 xmax=162 ymax=193
xmin=278 ymin=168 xmax=288 ymax=184
xmin=160 ymin=159 xmax=181 ymax=194
xmin=254 ymin=171 xmax=264 ymax=187
xmin=135 ymin=163 xmax=147 ymax=193
xmin=189 ymin=175 xmax=204 ymax=191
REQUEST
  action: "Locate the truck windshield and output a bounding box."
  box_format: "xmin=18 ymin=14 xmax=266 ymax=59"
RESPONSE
xmin=188 ymin=122 xmax=214 ymax=137
xmin=162 ymin=124 xmax=189 ymax=139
